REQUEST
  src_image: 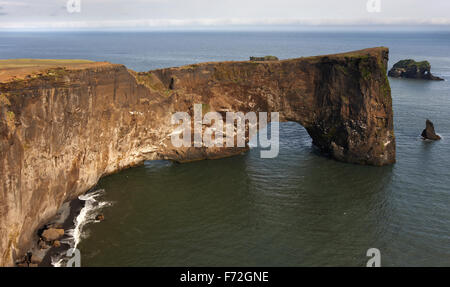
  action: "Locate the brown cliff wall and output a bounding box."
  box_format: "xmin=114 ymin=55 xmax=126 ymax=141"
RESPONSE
xmin=0 ymin=47 xmax=395 ymax=266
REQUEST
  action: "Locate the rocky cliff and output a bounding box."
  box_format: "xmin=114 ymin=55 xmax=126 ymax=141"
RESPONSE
xmin=0 ymin=47 xmax=395 ymax=266
xmin=388 ymin=59 xmax=444 ymax=81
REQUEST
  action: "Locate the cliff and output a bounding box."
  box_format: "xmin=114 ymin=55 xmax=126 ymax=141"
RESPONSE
xmin=0 ymin=47 xmax=395 ymax=266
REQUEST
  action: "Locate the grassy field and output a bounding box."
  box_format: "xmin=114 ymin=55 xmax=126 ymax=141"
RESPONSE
xmin=0 ymin=59 xmax=106 ymax=82
xmin=0 ymin=59 xmax=94 ymax=69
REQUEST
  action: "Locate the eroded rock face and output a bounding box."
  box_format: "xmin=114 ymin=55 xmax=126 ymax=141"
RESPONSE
xmin=0 ymin=47 xmax=395 ymax=266
xmin=388 ymin=59 xmax=444 ymax=81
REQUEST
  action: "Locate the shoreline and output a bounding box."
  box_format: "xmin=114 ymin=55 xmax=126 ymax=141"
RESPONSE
xmin=38 ymin=198 xmax=85 ymax=267
xmin=32 ymin=188 xmax=109 ymax=267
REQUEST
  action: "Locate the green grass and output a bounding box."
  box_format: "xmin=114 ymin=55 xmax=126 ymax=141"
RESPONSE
xmin=0 ymin=59 xmax=94 ymax=69
xmin=392 ymin=59 xmax=430 ymax=70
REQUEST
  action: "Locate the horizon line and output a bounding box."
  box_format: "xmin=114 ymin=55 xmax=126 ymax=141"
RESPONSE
xmin=2 ymin=17 xmax=450 ymax=31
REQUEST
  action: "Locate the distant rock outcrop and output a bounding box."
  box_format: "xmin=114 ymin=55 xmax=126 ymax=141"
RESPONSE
xmin=388 ymin=59 xmax=443 ymax=81
xmin=421 ymin=119 xmax=441 ymax=140
xmin=249 ymin=55 xmax=279 ymax=61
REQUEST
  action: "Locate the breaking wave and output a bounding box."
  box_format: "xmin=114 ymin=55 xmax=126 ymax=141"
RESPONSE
xmin=51 ymin=189 xmax=112 ymax=267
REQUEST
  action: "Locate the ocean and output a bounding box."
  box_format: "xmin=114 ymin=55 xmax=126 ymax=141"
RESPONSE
xmin=1 ymin=31 xmax=449 ymax=266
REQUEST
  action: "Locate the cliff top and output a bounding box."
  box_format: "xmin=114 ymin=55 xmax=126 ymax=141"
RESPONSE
xmin=0 ymin=47 xmax=388 ymax=83
xmin=0 ymin=59 xmax=114 ymax=82
xmin=149 ymin=47 xmax=389 ymax=72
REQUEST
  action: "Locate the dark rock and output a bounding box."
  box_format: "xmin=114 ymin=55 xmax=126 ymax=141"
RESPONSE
xmin=16 ymin=251 xmax=36 ymax=267
xmin=52 ymin=240 xmax=61 ymax=248
xmin=25 ymin=251 xmax=32 ymax=264
xmin=421 ymin=119 xmax=441 ymax=140
xmin=95 ymin=214 xmax=105 ymax=221
xmin=38 ymin=238 xmax=49 ymax=250
xmin=250 ymin=55 xmax=279 ymax=61
xmin=388 ymin=59 xmax=444 ymax=81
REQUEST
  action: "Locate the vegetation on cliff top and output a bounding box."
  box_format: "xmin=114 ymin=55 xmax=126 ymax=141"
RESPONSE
xmin=0 ymin=59 xmax=112 ymax=83
xmin=0 ymin=59 xmax=94 ymax=69
xmin=388 ymin=59 xmax=443 ymax=80
xmin=392 ymin=59 xmax=430 ymax=70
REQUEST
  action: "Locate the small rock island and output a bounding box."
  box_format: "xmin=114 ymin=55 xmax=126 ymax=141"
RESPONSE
xmin=421 ymin=119 xmax=441 ymax=140
xmin=388 ymin=59 xmax=444 ymax=81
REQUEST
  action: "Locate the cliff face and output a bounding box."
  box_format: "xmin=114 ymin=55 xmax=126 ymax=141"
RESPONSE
xmin=0 ymin=47 xmax=395 ymax=266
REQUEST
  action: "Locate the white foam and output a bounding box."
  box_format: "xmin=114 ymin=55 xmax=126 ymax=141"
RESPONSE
xmin=51 ymin=257 xmax=64 ymax=267
xmin=51 ymin=189 xmax=112 ymax=267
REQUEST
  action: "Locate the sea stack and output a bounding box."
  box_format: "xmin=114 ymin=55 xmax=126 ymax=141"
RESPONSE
xmin=421 ymin=119 xmax=441 ymax=140
xmin=388 ymin=59 xmax=444 ymax=81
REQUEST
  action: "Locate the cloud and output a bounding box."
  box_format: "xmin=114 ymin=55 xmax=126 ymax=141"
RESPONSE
xmin=0 ymin=1 xmax=27 ymax=6
xmin=1 ymin=1 xmax=450 ymax=29
xmin=2 ymin=17 xmax=450 ymax=29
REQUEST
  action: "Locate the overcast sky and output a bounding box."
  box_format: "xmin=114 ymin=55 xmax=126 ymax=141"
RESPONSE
xmin=1 ymin=0 xmax=450 ymax=30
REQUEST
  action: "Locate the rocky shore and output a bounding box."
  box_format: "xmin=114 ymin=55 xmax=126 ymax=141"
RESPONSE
xmin=0 ymin=47 xmax=396 ymax=266
xmin=14 ymin=197 xmax=84 ymax=267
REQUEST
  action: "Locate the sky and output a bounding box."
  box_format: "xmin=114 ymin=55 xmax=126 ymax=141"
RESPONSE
xmin=0 ymin=0 xmax=450 ymax=30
